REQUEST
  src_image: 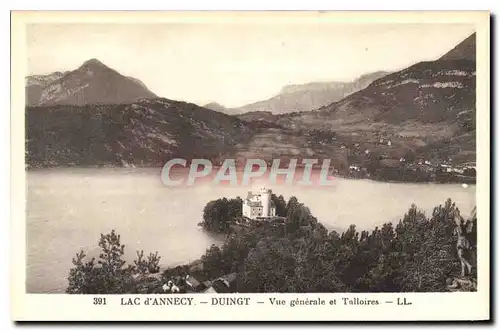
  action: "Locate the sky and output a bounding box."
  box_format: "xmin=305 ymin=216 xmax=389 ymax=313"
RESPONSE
xmin=27 ymin=22 xmax=475 ymax=108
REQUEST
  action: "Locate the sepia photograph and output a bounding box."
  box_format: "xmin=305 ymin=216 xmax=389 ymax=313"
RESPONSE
xmin=11 ymin=10 xmax=490 ymax=321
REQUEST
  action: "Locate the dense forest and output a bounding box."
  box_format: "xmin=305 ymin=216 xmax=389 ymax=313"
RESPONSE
xmin=67 ymin=196 xmax=477 ymax=294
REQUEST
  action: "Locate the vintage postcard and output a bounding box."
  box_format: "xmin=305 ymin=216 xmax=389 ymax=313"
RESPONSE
xmin=11 ymin=11 xmax=490 ymax=321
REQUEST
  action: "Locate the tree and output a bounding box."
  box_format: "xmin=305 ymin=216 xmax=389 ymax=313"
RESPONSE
xmin=202 ymin=197 xmax=243 ymax=233
xmin=220 ymin=235 xmax=249 ymax=274
xmin=66 ymin=250 xmax=102 ymax=294
xmin=201 ymin=245 xmax=225 ymax=279
xmin=271 ymin=194 xmax=287 ymax=216
xmin=66 ymin=230 xmax=162 ymax=294
xmin=134 ymin=250 xmax=161 ymax=275
xmin=239 ymin=238 xmax=297 ymax=292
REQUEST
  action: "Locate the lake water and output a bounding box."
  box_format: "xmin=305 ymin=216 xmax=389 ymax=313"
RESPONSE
xmin=26 ymin=168 xmax=476 ymax=293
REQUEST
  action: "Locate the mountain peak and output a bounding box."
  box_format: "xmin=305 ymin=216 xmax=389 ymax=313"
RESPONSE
xmin=439 ymin=33 xmax=476 ymax=61
xmin=79 ymin=58 xmax=109 ymax=70
xmin=83 ymin=58 xmax=105 ymax=65
xmin=26 ymin=58 xmax=157 ymax=106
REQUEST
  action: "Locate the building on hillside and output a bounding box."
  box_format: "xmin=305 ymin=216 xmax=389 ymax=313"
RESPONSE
xmin=242 ymin=188 xmax=276 ymax=219
xmin=203 ymin=273 xmax=238 ymax=293
xmin=185 ymin=274 xmax=205 ymax=292
xmin=204 ymin=280 xmax=231 ymax=293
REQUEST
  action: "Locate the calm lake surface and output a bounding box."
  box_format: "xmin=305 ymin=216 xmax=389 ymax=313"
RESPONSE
xmin=26 ymin=168 xmax=476 ymax=293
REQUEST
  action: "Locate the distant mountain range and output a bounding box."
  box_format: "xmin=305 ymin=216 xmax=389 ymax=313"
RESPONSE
xmin=25 ymin=33 xmax=476 ymax=172
xmin=25 ymin=59 xmax=157 ymax=107
xmin=204 ymin=71 xmax=390 ymax=115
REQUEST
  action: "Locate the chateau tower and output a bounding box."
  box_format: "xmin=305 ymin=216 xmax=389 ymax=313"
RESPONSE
xmin=260 ymin=187 xmax=271 ymax=217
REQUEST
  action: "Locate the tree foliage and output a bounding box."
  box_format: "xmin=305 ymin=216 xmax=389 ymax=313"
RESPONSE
xmin=134 ymin=250 xmax=161 ymax=275
xmin=66 ymin=229 xmax=161 ymax=294
xmin=271 ymin=194 xmax=287 ymax=217
xmin=201 ymin=197 xmax=243 ymax=232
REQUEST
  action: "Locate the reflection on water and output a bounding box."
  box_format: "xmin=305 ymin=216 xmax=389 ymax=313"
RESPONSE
xmin=26 ymin=168 xmax=476 ymax=293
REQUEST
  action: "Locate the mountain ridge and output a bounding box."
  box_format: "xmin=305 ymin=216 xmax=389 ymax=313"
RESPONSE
xmin=26 ymin=98 xmax=253 ymax=168
xmin=237 ymin=71 xmax=390 ymax=115
xmin=204 ymin=71 xmax=390 ymax=115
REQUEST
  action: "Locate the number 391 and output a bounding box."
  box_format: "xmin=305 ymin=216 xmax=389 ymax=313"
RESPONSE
xmin=93 ymin=297 xmax=107 ymax=305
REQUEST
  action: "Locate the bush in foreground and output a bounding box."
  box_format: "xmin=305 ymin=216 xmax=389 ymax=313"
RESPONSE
xmin=66 ymin=230 xmax=161 ymax=294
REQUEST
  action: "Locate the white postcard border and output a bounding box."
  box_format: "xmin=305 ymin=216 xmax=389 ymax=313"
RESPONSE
xmin=10 ymin=10 xmax=491 ymax=322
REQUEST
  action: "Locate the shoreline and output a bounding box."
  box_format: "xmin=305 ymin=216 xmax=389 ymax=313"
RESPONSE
xmin=25 ymin=165 xmax=476 ymax=185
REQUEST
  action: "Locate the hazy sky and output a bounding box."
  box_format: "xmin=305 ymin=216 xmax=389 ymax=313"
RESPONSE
xmin=27 ymin=23 xmax=474 ymax=107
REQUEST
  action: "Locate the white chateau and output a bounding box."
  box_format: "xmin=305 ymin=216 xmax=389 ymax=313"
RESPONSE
xmin=242 ymin=187 xmax=276 ymax=219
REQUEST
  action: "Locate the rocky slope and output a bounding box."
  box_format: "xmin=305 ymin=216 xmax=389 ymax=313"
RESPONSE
xmin=25 ymin=59 xmax=157 ymax=106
